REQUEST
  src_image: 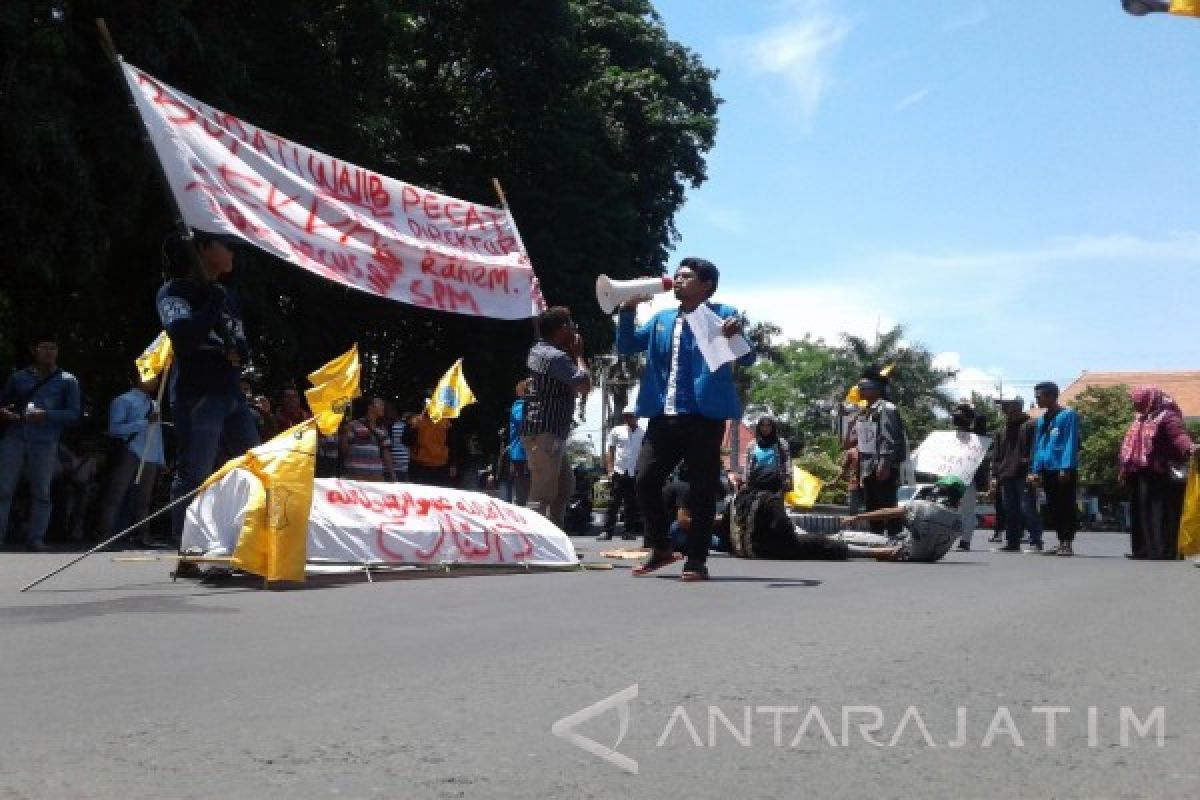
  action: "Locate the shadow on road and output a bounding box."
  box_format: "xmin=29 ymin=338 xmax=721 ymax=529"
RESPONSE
xmin=0 ymin=595 xmax=241 ymax=624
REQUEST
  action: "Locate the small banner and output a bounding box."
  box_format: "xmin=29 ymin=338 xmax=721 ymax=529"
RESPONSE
xmin=122 ymin=62 xmax=544 ymax=319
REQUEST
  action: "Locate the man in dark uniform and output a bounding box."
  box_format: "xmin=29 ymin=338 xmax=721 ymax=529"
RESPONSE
xmin=156 ymin=231 xmax=260 ymax=548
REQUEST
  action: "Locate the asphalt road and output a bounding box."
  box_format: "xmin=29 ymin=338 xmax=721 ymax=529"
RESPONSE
xmin=2 ymin=531 xmax=1198 ymax=800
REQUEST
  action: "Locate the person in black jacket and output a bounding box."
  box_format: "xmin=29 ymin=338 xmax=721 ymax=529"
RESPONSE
xmin=988 ymin=397 xmax=1044 ymax=553
xmin=156 ymin=231 xmax=260 ymax=547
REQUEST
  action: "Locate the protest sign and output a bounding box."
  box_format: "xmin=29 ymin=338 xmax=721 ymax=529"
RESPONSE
xmin=122 ymin=62 xmax=544 ymax=319
xmin=911 ymin=431 xmax=992 ymax=483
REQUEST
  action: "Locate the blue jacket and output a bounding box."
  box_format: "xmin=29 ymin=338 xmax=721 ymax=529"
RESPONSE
xmin=0 ymin=366 xmax=81 ymax=445
xmin=1031 ymin=406 xmax=1080 ymax=472
xmin=507 ymin=398 xmax=527 ymax=462
xmin=156 ymin=278 xmax=250 ymax=399
xmin=108 ymin=388 xmax=165 ymax=465
xmin=617 ymin=303 xmax=755 ymax=421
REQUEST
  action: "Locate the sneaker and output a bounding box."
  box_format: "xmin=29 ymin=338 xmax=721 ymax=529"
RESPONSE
xmin=1041 ymin=544 xmax=1061 ymax=555
xmin=956 ymin=541 xmax=970 ymax=552
xmin=988 ymin=533 xmax=1001 ymax=543
xmin=992 ymin=544 xmax=1022 ymax=553
xmin=1057 ymin=543 xmax=1074 ymax=557
xmin=596 ymin=532 xmax=613 ymax=541
xmin=679 ymin=563 xmax=710 ymax=582
xmin=1023 ymin=543 xmax=1044 ymax=553
xmin=631 ymin=550 xmax=682 ymax=576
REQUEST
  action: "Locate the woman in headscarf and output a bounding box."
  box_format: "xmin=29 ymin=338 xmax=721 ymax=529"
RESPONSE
xmin=742 ymin=415 xmax=792 ymax=494
xmin=1119 ymin=386 xmax=1196 ymax=559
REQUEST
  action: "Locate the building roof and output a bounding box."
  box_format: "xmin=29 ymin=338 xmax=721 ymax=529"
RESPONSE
xmin=1060 ymin=371 xmax=1200 ymax=418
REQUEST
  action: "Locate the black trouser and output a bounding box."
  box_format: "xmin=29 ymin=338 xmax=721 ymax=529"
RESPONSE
xmin=862 ymin=473 xmax=902 ymax=537
xmin=604 ymin=472 xmax=642 ymax=534
xmin=1129 ymin=470 xmax=1184 ymax=559
xmin=1040 ymin=468 xmax=1078 ymax=544
xmin=635 ymin=415 xmax=726 ymax=564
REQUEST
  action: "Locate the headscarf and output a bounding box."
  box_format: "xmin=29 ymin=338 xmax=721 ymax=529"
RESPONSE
xmin=755 ymin=416 xmax=779 ymax=448
xmin=1118 ymin=385 xmax=1181 ymax=476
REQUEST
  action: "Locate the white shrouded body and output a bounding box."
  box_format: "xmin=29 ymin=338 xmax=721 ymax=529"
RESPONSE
xmin=595 ymin=275 xmax=674 ymax=314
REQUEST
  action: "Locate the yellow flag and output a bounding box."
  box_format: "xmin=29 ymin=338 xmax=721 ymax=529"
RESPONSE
xmin=222 ymin=420 xmax=317 ymax=582
xmin=305 ymin=344 xmax=361 ymax=435
xmin=1171 ymin=0 xmax=1200 ymax=17
xmin=135 ymin=331 xmax=173 ymax=383
xmin=785 ymin=466 xmax=824 ymax=509
xmin=427 ymin=358 xmax=476 ymax=422
xmin=1179 ymin=465 xmax=1200 ymax=557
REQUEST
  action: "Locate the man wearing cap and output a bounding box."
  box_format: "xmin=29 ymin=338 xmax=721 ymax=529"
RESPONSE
xmin=854 ymin=376 xmax=908 ymax=539
xmin=601 ymin=405 xmax=644 ymax=541
xmin=841 ymin=475 xmax=967 ymax=562
xmin=617 ymin=257 xmax=755 ymax=582
xmin=0 ymin=334 xmax=81 ymax=551
xmin=989 ymin=397 xmax=1044 ymax=553
xmin=1030 ymin=381 xmax=1081 ymax=556
xmin=157 ymin=231 xmax=260 ymax=550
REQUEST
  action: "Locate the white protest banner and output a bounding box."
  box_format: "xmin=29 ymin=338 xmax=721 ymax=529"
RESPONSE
xmin=122 ymin=62 xmax=545 ymax=319
xmin=911 ymin=431 xmax=992 ymax=483
xmin=684 ymin=304 xmax=751 ymax=372
xmin=182 ymin=473 xmax=578 ymax=568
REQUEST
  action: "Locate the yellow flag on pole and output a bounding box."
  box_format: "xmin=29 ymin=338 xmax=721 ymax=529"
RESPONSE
xmin=427 ymin=358 xmax=476 ymax=422
xmin=229 ymin=420 xmax=318 ymax=583
xmin=305 ymin=344 xmax=361 ymax=435
xmin=134 ymin=331 xmax=173 ymax=383
xmin=785 ymin=466 xmax=824 ymax=508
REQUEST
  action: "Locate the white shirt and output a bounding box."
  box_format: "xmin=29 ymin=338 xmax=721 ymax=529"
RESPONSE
xmin=663 ymin=316 xmax=684 ymax=415
xmin=607 ymin=423 xmax=645 ymax=476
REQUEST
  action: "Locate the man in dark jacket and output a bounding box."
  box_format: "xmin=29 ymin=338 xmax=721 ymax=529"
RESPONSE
xmin=989 ymin=397 xmax=1044 ymax=552
xmin=157 ymin=231 xmax=260 ymax=547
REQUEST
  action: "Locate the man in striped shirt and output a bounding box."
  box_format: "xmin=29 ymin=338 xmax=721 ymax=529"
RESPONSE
xmin=520 ymin=307 xmax=592 ymax=528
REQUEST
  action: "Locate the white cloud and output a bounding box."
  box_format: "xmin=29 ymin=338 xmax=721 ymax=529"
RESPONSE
xmin=731 ymin=4 xmax=853 ymax=126
xmin=894 ymin=87 xmax=930 ymax=113
xmin=933 ymin=351 xmax=1004 ymax=401
xmin=942 ymin=4 xmax=989 ymax=33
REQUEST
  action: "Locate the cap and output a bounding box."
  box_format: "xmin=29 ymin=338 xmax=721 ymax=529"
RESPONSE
xmin=934 ymin=475 xmax=967 ymax=502
xmin=192 ymin=229 xmax=245 ymax=249
xmin=857 ymin=378 xmax=883 ymax=392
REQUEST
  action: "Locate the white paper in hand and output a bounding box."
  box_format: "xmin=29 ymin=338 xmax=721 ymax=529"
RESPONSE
xmin=685 ymin=305 xmax=751 ymax=372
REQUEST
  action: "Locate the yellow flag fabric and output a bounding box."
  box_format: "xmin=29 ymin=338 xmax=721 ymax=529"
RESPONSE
xmin=1178 ymin=465 xmax=1200 ymax=557
xmin=1171 ymin=0 xmax=1200 ymax=17
xmin=305 ymin=344 xmax=361 ymax=435
xmin=134 ymin=331 xmax=174 ymax=383
xmin=427 ymin=358 xmax=476 ymax=422
xmin=229 ymin=420 xmax=317 ymax=582
xmin=784 ymin=466 xmax=824 ymax=508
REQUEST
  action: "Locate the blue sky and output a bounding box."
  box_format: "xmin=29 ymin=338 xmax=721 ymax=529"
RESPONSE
xmin=645 ymin=0 xmax=1200 ymax=399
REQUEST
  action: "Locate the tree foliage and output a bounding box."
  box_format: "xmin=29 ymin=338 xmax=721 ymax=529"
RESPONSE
xmin=1073 ymin=384 xmax=1133 ymax=496
xmin=0 ymin=0 xmax=718 ymax=452
xmin=745 ymin=325 xmax=957 ymax=452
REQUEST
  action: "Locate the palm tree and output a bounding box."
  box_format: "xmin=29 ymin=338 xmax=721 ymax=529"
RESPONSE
xmin=837 ymin=324 xmax=957 ymax=445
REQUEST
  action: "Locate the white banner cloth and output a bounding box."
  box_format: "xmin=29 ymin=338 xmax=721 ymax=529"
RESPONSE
xmin=122 ymin=62 xmax=543 ymax=319
xmin=182 ymin=471 xmax=578 ymax=568
xmin=911 ymin=431 xmax=992 ymax=483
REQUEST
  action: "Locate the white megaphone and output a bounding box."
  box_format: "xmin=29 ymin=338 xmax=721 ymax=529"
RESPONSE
xmin=596 ymin=274 xmax=674 ymax=314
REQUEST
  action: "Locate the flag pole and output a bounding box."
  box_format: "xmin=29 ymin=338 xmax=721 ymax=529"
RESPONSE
xmin=96 ymin=19 xmax=200 ymax=267
xmin=135 ymin=362 xmax=171 ymax=483
xmin=490 ymin=179 xmax=544 ymax=333
xmin=18 ymin=484 xmax=205 ymax=593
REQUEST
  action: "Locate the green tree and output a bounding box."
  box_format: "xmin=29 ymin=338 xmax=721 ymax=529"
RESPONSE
xmin=0 ymin=0 xmax=718 ymax=460
xmin=1073 ymin=384 xmax=1133 ymax=497
xmin=744 ymin=336 xmax=842 ymax=448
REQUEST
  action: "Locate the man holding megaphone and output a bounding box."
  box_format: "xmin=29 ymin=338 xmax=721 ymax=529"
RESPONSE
xmin=616 ymin=257 xmax=755 ymax=582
